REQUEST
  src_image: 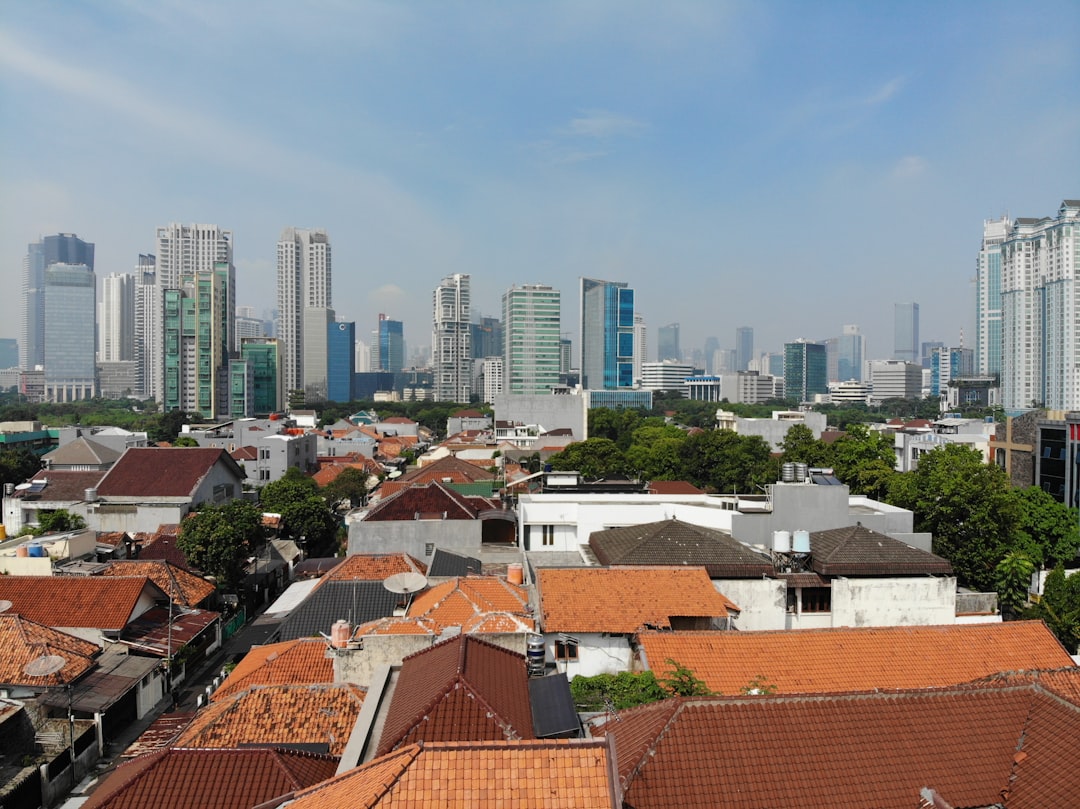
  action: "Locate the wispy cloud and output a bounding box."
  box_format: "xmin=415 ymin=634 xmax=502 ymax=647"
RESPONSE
xmin=561 ymin=110 xmax=648 ymax=139
xmin=891 ymin=155 xmax=927 ymax=180
xmin=862 ymin=76 xmax=906 ymax=106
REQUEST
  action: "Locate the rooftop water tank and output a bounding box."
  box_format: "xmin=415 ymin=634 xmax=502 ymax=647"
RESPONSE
xmin=27 ymin=543 xmax=47 ymax=558
xmin=772 ymin=530 xmax=791 ymax=553
xmin=792 ymin=529 xmax=811 ymax=554
xmin=330 ymin=619 xmax=351 ymax=649
xmin=526 ymin=634 xmax=546 ymax=677
xmin=781 ymin=462 xmax=795 ymax=482
xmin=507 ymin=562 xmax=524 ymax=585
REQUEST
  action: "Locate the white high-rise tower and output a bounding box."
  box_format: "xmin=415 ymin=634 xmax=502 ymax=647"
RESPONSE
xmin=277 ymin=228 xmax=332 ymax=398
xmin=432 ymin=273 xmax=472 ymax=402
xmin=100 ymin=273 xmax=135 ymax=362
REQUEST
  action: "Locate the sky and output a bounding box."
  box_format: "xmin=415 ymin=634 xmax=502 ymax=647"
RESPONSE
xmin=1 ymin=0 xmax=1078 ymax=367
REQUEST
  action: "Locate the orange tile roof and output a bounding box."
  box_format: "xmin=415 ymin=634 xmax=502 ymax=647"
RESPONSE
xmin=100 ymin=560 xmax=215 ymax=607
xmin=352 ymin=616 xmax=440 ymax=636
xmin=317 ymin=553 xmax=427 ymax=588
xmin=407 ymin=576 xmax=533 ymax=632
xmin=0 ymin=576 xmax=163 ymax=631
xmin=284 ymin=739 xmax=619 ymax=808
xmin=594 ymin=685 xmax=1080 ymax=809
xmin=0 ymin=613 xmax=99 ymax=686
xmin=173 ymin=683 xmax=365 ymax=756
xmin=637 ymin=621 xmax=1076 ymax=696
xmin=538 ymin=567 xmax=737 ymax=634
xmin=81 ymin=747 xmax=339 ymax=809
xmin=212 ymin=639 xmax=334 ymax=701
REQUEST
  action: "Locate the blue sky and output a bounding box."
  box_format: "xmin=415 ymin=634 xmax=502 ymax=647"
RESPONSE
xmin=2 ymin=1 xmax=1077 ymax=366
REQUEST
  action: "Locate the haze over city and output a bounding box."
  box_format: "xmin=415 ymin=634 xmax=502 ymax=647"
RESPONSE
xmin=2 ymin=1 xmax=1078 ymax=360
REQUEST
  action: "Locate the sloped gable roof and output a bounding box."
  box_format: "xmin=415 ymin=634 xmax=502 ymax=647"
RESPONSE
xmin=135 ymin=533 xmax=192 ymax=569
xmin=362 ymin=481 xmax=483 ymax=522
xmin=0 ymin=576 xmax=164 ymax=631
xmin=275 ymin=581 xmax=399 ymax=642
xmin=809 ymin=523 xmax=953 ymax=576
xmin=80 ymin=747 xmax=339 ymax=809
xmin=637 ymin=622 xmax=1075 ymax=696
xmin=588 ymin=519 xmax=773 ymax=578
xmin=538 ymin=567 xmax=737 ymax=634
xmin=100 ymin=560 xmax=215 ymax=607
xmin=0 ymin=613 xmax=99 ymax=686
xmin=316 ymin=553 xmax=427 ymax=588
xmin=406 ymin=576 xmax=533 ymax=632
xmin=8 ymin=470 xmax=106 ymax=502
xmin=403 ymin=455 xmax=496 ymax=484
xmin=43 ymin=436 xmax=122 ymax=467
xmin=376 ymin=635 xmax=535 ymax=756
xmin=96 ymin=447 xmax=243 ymax=498
xmin=213 ymin=639 xmax=334 ymax=701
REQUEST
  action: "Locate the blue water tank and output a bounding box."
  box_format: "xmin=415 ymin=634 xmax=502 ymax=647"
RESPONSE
xmin=27 ymin=543 xmax=47 ymax=558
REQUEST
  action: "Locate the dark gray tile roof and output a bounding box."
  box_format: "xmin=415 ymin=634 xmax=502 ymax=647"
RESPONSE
xmin=275 ymin=580 xmax=400 ymax=641
xmin=428 ymin=548 xmax=483 ymax=577
xmin=588 ymin=519 xmax=773 ymax=578
xmin=809 ymin=523 xmax=953 ymax=576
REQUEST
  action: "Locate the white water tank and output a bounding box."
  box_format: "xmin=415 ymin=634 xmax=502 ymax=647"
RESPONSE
xmin=793 ymin=529 xmax=811 ymax=553
xmin=772 ymin=530 xmax=791 ymax=553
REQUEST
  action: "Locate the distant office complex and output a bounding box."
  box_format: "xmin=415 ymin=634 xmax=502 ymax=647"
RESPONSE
xmin=999 ymin=200 xmax=1080 ymax=410
xmin=471 ymin=315 xmax=503 ymax=361
xmin=502 ymin=284 xmax=561 ymax=395
xmin=658 ymin=323 xmax=680 ymax=362
xmin=837 ymin=324 xmax=864 ymax=382
xmin=633 ymin=313 xmax=647 ymax=385
xmin=784 ymin=340 xmax=827 ymax=403
xmin=930 ymin=346 xmax=974 ymax=397
xmin=374 ymin=314 xmax=405 ymax=374
xmin=735 ymin=326 xmax=753 ymax=372
xmin=44 ymin=262 xmax=96 ymax=401
xmin=22 ymin=233 xmax=95 ymax=372
xmin=893 ymin=303 xmax=919 ymax=363
xmin=433 ymin=273 xmax=472 ymax=402
xmin=580 ymin=277 xmax=635 ymax=390
xmin=327 ymin=320 xmax=355 ymax=403
xmin=277 ymin=227 xmax=332 ymax=400
xmin=976 ymin=216 xmax=1009 ymax=377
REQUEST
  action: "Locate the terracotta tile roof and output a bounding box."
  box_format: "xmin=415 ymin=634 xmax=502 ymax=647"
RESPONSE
xmin=100 ymin=560 xmax=215 ymax=607
xmin=377 ymin=635 xmax=536 ymax=756
xmin=7 ymin=470 xmax=106 ymax=502
xmin=407 ymin=576 xmax=534 ymax=632
xmin=0 ymin=613 xmax=99 ymax=686
xmin=361 ymin=481 xmax=483 ymax=521
xmin=352 ymin=616 xmax=440 ymax=636
xmin=538 ymin=567 xmax=737 ymax=634
xmin=96 ymin=447 xmax=243 ymax=498
xmin=231 ymin=445 xmax=258 ymax=461
xmin=174 ymin=683 xmax=366 ymax=756
xmin=451 ymin=408 xmax=485 ymax=417
xmin=647 ymin=480 xmax=704 ymax=494
xmin=0 ymin=576 xmax=163 ymax=631
xmin=81 ymin=747 xmax=339 ymax=809
xmin=588 ymin=519 xmax=773 ymax=578
xmin=120 ymin=712 xmax=197 ymax=759
xmin=594 ymin=685 xmax=1080 ymax=809
xmin=382 ymin=416 xmax=417 ymax=424
xmin=96 ymin=531 xmax=130 ymax=548
xmin=212 ymin=639 xmax=335 ymax=701
xmin=287 ymin=739 xmax=618 ymax=808
xmin=135 ymin=533 xmax=192 ymax=569
xmin=316 ymin=553 xmax=427 ymax=588
xmin=965 ymin=666 xmax=1080 ymax=707
xmin=637 ymin=621 xmax=1076 ymax=696
xmin=808 ymin=523 xmax=953 ymax=576
xmin=403 ymin=455 xmax=496 ymax=484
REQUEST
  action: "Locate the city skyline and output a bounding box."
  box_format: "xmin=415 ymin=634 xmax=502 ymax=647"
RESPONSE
xmin=2 ymin=3 xmax=1076 ymax=363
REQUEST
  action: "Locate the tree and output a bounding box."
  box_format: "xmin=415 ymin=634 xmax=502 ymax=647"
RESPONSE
xmin=177 ymin=499 xmax=263 ymax=590
xmin=281 ymin=495 xmax=341 ymax=556
xmin=659 ymin=658 xmax=712 ymax=697
xmin=569 ymin=671 xmax=669 ymax=712
xmin=260 ymin=467 xmax=320 ymax=513
xmin=0 ymin=447 xmax=43 ymax=489
xmin=321 ymin=467 xmax=370 ymax=511
xmin=548 ymin=438 xmax=628 ymax=479
xmin=680 ymin=429 xmax=773 ymax=493
xmin=624 ymin=424 xmax=688 ymax=481
xmin=1029 ymin=565 xmax=1080 ymax=653
xmin=779 ymin=424 xmax=831 ymax=467
xmin=886 ymin=444 xmax=1020 ymax=592
xmin=36 ymin=509 xmax=86 ymax=534
xmin=1012 ymin=486 xmax=1080 ymax=568
xmin=173 ymin=435 xmax=199 ymax=447
xmin=829 ymin=423 xmax=897 ymax=499
xmin=995 ymin=550 xmax=1035 ymax=620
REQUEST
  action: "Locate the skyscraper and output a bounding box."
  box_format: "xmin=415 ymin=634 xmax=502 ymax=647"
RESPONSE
xmin=633 ymin=313 xmax=647 ymax=385
xmin=377 ymin=314 xmax=405 ymax=373
xmin=580 ymin=277 xmax=635 ymax=390
xmin=134 ymin=254 xmax=158 ymax=399
xmin=1000 ymin=200 xmax=1080 ymax=410
xmin=837 ymin=324 xmax=865 ymax=382
xmin=277 ymin=228 xmax=332 ymax=397
xmin=784 ymin=340 xmax=827 ymax=403
xmin=658 ymin=323 xmax=680 ymax=362
xmin=502 ymin=284 xmax=561 ymax=395
xmin=327 ymin=320 xmax=355 ymax=403
xmin=735 ymin=326 xmax=754 ymax=372
xmin=433 ymin=273 xmax=472 ymax=402
xmin=976 ymin=216 xmax=1009 ymax=377
xmin=22 ymin=233 xmax=94 ymax=370
xmin=703 ymin=336 xmax=720 ymax=374
xmin=894 ymin=303 xmax=919 ymax=363
xmin=44 ymin=263 xmax=97 ymax=401
xmin=471 ymin=315 xmax=503 ymax=361
xmin=100 ymin=273 xmax=135 ymax=362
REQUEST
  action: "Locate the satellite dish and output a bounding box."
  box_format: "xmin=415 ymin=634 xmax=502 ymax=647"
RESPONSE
xmin=383 ymin=571 xmax=428 ymax=595
xmin=24 ymin=654 xmax=67 ymax=678
xmin=387 ymin=470 xmax=402 ymax=479
xmin=0 ymin=600 xmax=12 ymax=613
xmin=14 ymin=483 xmax=31 ymax=491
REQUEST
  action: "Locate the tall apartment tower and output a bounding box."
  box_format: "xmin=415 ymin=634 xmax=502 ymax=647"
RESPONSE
xmin=633 ymin=313 xmax=647 ymax=385
xmin=43 ymin=262 xmax=97 ymax=401
xmin=580 ymin=277 xmax=635 ymax=390
xmin=976 ymin=216 xmax=1010 ymax=377
xmin=893 ymin=302 xmax=920 ymax=363
xmin=658 ymin=323 xmax=681 ymax=362
xmin=502 ymin=284 xmax=561 ymax=395
xmin=22 ymin=233 xmax=95 ymax=370
xmin=432 ymin=273 xmax=472 ymax=402
xmin=100 ymin=273 xmax=136 ymax=362
xmin=377 ymin=314 xmax=405 ymax=373
xmin=837 ymin=324 xmax=865 ymax=382
xmin=784 ymin=339 xmax=827 ymax=403
xmin=154 ymin=223 xmax=236 ymax=417
xmin=134 ymin=255 xmax=158 ymax=398
xmin=735 ymin=326 xmax=754 ymax=372
xmin=277 ymin=228 xmax=332 ymax=398
xmin=1000 ymin=200 xmax=1080 ymax=410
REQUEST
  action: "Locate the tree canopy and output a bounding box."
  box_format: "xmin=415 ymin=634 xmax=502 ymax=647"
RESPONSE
xmin=177 ymin=499 xmax=264 ymax=590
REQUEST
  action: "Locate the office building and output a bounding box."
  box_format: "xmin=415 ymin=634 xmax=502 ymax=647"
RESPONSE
xmin=930 ymin=346 xmax=974 ymax=397
xmin=277 ymin=227 xmax=332 ymax=397
xmin=658 ymin=323 xmax=681 ymax=362
xmin=735 ymin=326 xmax=753 ymax=372
xmin=241 ymin=338 xmax=281 ymax=415
xmin=377 ymin=314 xmax=405 ymax=373
xmin=99 ymin=272 xmax=135 ymax=363
xmin=633 ymin=313 xmax=647 ymax=385
xmin=502 ymin=284 xmax=561 ymax=395
xmin=869 ymin=360 xmax=923 ymax=402
xmin=976 ymin=216 xmax=1009 ymax=377
xmin=894 ymin=302 xmax=920 ymax=363
xmin=327 ymin=320 xmax=355 ymax=403
xmin=703 ymin=336 xmax=720 ymax=374
xmin=133 ymin=255 xmax=159 ymax=398
xmin=640 ymin=360 xmax=693 ymax=395
xmin=1000 ymin=200 xmax=1080 ymax=411
xmin=559 ymin=338 xmax=572 ymax=375
xmin=783 ymin=340 xmax=827 ymax=403
xmin=471 ymin=315 xmax=503 ymax=361
xmin=44 ymin=263 xmax=97 ymax=401
xmin=580 ymin=277 xmax=635 ymax=390
xmin=235 ymin=309 xmax=266 ymax=351
xmin=433 ymin=273 xmax=472 ymax=402
xmin=481 ymin=356 xmax=504 ymax=402
xmin=22 ymin=233 xmax=95 ymax=370
xmin=837 ymin=324 xmax=865 ymax=382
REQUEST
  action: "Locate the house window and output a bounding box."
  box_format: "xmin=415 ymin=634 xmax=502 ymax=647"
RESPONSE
xmin=555 ymin=639 xmax=578 ymax=661
xmin=542 ymin=525 xmax=555 ymax=546
xmin=801 ymin=587 xmax=832 ymax=613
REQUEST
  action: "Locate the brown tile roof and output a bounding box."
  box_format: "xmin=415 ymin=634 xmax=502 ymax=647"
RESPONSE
xmin=212 ymin=639 xmax=335 ymax=701
xmin=316 ymin=552 xmax=427 ymax=588
xmin=588 ymin=519 xmax=773 ymax=578
xmin=173 ymin=683 xmax=365 ymax=756
xmin=0 ymin=613 xmax=99 ymax=686
xmin=0 ymin=576 xmax=164 ymax=631
xmin=594 ymin=685 xmax=1080 ymax=809
xmin=286 ymin=739 xmax=618 ymax=808
xmin=808 ymin=523 xmax=953 ymax=576
xmin=135 ymin=533 xmax=192 ymax=569
xmin=538 ymin=567 xmax=738 ymax=634
xmin=637 ymin=621 xmax=1076 ymax=696
xmin=96 ymin=447 xmax=243 ymax=498
xmin=352 ymin=616 xmax=440 ymax=636
xmin=81 ymin=747 xmax=339 ymax=809
xmin=965 ymin=666 xmax=1080 ymax=707
xmin=404 ymin=455 xmax=496 ymax=484
xmin=647 ymin=480 xmax=704 ymax=494
xmin=100 ymin=560 xmax=215 ymax=607
xmin=43 ymin=436 xmax=122 ymax=467
xmin=7 ymin=470 xmax=106 ymax=502
xmin=377 ymin=635 xmax=536 ymax=756
xmin=231 ymin=445 xmax=258 ymax=462
xmin=362 ymin=481 xmax=484 ymax=522
xmin=96 ymin=531 xmax=130 ymax=548
xmin=407 ymin=576 xmax=533 ymax=633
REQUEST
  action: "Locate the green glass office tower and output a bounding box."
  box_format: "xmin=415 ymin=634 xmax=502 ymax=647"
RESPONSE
xmin=503 ymin=284 xmax=561 ymax=395
xmin=784 ymin=340 xmax=827 ymax=403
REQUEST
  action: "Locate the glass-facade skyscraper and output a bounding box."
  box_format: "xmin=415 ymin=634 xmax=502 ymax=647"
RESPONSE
xmin=837 ymin=324 xmax=864 ymax=382
xmin=327 ymin=320 xmax=355 ymax=403
xmin=580 ymin=277 xmax=635 ymax=390
xmin=378 ymin=314 xmax=405 ymax=373
xmin=976 ymin=216 xmax=1009 ymax=378
xmin=658 ymin=323 xmax=680 ymax=362
xmin=893 ymin=302 xmax=920 ymax=363
xmin=44 ymin=262 xmax=96 ymax=401
xmin=23 ymin=233 xmax=95 ymax=371
xmin=433 ymin=273 xmax=472 ymax=402
xmin=502 ymin=284 xmax=561 ymax=395
xmin=784 ymin=340 xmax=827 ymax=403
xmin=735 ymin=326 xmax=753 ymax=372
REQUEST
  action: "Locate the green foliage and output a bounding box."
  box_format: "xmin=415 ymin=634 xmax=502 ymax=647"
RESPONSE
xmin=829 ymin=423 xmax=897 ymax=499
xmin=994 ymin=550 xmax=1036 ymax=619
xmin=886 ymin=444 xmax=1020 ymax=592
xmin=177 ymin=499 xmax=264 ymax=590
xmin=740 ymin=674 xmax=778 ymax=695
xmin=1012 ymin=487 xmax=1080 ymax=568
xmin=548 ymin=438 xmax=628 ymax=478
xmin=0 ymin=447 xmax=43 ymax=489
xmin=679 ymin=429 xmax=773 ymax=493
xmin=624 ymin=424 xmax=688 ymax=481
xmin=659 ymin=658 xmax=713 ymax=697
xmin=172 ymin=435 xmax=199 ymax=447
xmin=569 ymin=670 xmax=670 ymax=712
xmin=35 ymin=509 xmax=86 ymax=534
xmin=259 ymin=467 xmax=320 ymax=513
xmin=779 ymin=424 xmax=831 ymax=466
xmin=1027 ymin=565 xmax=1080 ymax=653
xmin=321 ymin=467 xmax=370 ymax=510
xmin=280 ymin=495 xmax=340 ymax=556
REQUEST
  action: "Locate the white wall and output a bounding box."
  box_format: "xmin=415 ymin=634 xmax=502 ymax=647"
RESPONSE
xmin=830 ymin=576 xmax=957 ymax=628
xmin=713 ymin=578 xmax=787 ymax=631
xmin=545 ymin=632 xmax=632 ymax=679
